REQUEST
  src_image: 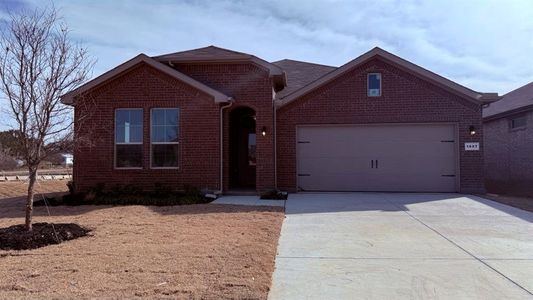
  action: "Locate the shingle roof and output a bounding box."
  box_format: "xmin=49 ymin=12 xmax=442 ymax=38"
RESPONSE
xmin=153 ymin=45 xmax=254 ymax=61
xmin=272 ymin=59 xmax=336 ymax=99
xmin=483 ymin=81 xmax=533 ymax=119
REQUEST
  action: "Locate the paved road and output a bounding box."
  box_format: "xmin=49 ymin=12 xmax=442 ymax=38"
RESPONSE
xmin=269 ymin=193 xmax=533 ymax=299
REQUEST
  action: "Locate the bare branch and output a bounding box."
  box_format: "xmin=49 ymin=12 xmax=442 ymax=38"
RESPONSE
xmin=0 ymin=5 xmax=94 ymax=230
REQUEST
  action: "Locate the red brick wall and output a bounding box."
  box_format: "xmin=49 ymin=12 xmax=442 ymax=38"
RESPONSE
xmin=484 ymin=111 xmax=533 ymax=197
xmin=74 ymin=63 xmax=221 ymax=192
xmin=276 ymin=58 xmax=485 ymax=193
xmin=74 ymin=61 xmax=276 ymax=193
xmin=174 ymin=63 xmax=275 ymax=192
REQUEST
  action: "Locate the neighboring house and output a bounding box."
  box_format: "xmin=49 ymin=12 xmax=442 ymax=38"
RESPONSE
xmin=62 ymin=153 xmax=74 ymax=167
xmin=483 ymin=82 xmax=533 ymax=197
xmin=61 ymin=46 xmax=501 ymax=194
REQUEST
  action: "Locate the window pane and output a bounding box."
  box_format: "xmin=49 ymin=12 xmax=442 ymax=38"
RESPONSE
xmin=115 ymin=126 xmax=125 ymax=143
xmin=166 ymin=126 xmax=178 ymax=142
xmin=130 ymin=110 xmax=143 ymax=126
xmin=165 ymin=109 xmax=179 ymax=126
xmin=152 ymin=109 xmax=166 ymax=125
xmin=116 ymin=144 xmax=142 ymax=168
xmin=152 ymin=126 xmax=166 ymax=143
xmin=116 ymin=109 xmax=143 ymax=143
xmin=152 ymin=144 xmax=179 ymax=167
xmin=129 ymin=125 xmax=143 ymax=143
xmin=116 ymin=110 xmax=129 ymax=126
xmin=368 ymin=74 xmax=380 ymax=89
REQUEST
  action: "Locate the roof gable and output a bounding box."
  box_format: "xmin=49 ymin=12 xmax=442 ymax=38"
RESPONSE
xmin=61 ymin=54 xmax=232 ymax=105
xmin=153 ymin=46 xmax=286 ymax=90
xmin=483 ymin=81 xmax=533 ymax=119
xmin=277 ymin=47 xmax=501 ymax=107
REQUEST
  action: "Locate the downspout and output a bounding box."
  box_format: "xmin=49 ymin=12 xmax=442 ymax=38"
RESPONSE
xmin=219 ymin=101 xmax=233 ymax=194
xmin=273 ymin=91 xmax=278 ymax=189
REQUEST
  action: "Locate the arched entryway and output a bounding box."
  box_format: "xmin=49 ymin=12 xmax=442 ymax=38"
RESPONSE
xmin=229 ymin=106 xmax=257 ymax=189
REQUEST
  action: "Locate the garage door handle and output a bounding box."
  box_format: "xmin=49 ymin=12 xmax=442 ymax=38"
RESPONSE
xmin=376 ymin=159 xmax=379 ymax=169
xmin=371 ymin=160 xmax=374 ymax=168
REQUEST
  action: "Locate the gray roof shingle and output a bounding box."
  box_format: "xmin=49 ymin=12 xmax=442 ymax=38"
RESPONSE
xmin=483 ymin=81 xmax=533 ymax=119
xmin=272 ymin=59 xmax=336 ymax=99
xmin=153 ymin=45 xmax=254 ymax=61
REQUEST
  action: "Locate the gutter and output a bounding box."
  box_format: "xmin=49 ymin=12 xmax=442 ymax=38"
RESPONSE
xmin=483 ymin=104 xmax=533 ymax=122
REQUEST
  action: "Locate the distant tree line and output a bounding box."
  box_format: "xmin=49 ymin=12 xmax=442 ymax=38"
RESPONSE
xmin=0 ymin=129 xmax=74 ymax=170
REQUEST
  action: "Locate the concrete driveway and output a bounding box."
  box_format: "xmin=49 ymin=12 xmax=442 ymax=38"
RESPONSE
xmin=269 ymin=193 xmax=533 ymax=299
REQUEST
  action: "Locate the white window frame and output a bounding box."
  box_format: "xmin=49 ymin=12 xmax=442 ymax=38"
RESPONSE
xmin=114 ymin=108 xmax=143 ymax=170
xmin=150 ymin=108 xmax=180 ymax=169
xmin=367 ymin=73 xmax=382 ymax=97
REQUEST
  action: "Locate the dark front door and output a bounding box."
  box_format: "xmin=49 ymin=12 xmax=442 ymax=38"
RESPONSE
xmin=229 ymin=107 xmax=256 ymax=189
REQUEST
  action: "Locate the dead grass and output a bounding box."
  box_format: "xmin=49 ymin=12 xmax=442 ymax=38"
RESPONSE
xmin=0 ymin=180 xmax=68 ymax=199
xmin=0 ymin=181 xmax=284 ymax=299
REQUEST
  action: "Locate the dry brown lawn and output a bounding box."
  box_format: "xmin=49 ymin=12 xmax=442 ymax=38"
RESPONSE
xmin=0 ymin=181 xmax=284 ymax=299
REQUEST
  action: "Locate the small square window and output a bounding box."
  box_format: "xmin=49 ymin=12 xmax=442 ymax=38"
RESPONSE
xmin=509 ymin=115 xmax=527 ymax=130
xmin=368 ymin=73 xmax=381 ymax=97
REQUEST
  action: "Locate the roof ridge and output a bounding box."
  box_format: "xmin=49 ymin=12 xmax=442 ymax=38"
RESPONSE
xmin=273 ymin=58 xmax=337 ymax=69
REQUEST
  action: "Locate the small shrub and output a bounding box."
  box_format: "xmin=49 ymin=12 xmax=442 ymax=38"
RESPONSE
xmin=66 ymin=180 xmax=75 ymax=194
xmin=39 ymin=183 xmax=213 ymax=207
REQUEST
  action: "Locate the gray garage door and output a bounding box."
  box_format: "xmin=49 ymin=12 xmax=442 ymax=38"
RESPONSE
xmin=297 ymin=124 xmax=457 ymax=192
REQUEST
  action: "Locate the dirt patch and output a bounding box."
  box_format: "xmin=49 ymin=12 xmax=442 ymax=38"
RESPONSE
xmin=0 ymin=223 xmax=91 ymax=250
xmin=0 ymin=182 xmax=285 ymax=299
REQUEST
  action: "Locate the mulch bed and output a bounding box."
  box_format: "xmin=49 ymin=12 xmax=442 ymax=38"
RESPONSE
xmin=0 ymin=223 xmax=91 ymax=250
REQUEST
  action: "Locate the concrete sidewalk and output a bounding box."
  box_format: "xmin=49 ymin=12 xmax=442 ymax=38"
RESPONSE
xmin=269 ymin=193 xmax=533 ymax=299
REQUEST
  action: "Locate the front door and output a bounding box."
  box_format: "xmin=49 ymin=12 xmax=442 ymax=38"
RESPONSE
xmin=229 ymin=107 xmax=256 ymax=189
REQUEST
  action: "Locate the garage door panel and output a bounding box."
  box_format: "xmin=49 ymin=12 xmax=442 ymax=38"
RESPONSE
xmin=297 ymin=124 xmax=457 ymax=192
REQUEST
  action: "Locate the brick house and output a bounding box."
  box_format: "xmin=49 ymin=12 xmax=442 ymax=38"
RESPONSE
xmin=61 ymin=46 xmax=500 ymax=194
xmin=483 ymin=82 xmax=533 ymax=197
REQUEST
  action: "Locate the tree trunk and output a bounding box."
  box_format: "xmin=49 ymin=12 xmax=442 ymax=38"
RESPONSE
xmin=25 ymin=167 xmax=38 ymax=231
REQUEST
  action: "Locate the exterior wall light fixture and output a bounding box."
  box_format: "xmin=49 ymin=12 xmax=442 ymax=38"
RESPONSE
xmin=261 ymin=126 xmax=267 ymax=136
xmin=469 ymin=125 xmax=476 ymax=136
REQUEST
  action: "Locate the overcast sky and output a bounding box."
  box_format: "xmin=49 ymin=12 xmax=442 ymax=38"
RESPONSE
xmin=0 ymin=0 xmax=532 ymax=130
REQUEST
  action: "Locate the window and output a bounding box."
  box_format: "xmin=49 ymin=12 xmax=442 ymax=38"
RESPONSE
xmin=115 ymin=109 xmax=143 ymax=168
xmin=368 ymin=73 xmax=382 ymax=97
xmin=510 ymin=115 xmax=527 ymax=130
xmin=151 ymin=108 xmax=179 ymax=168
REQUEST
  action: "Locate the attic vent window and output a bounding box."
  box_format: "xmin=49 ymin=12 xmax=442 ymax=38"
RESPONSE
xmin=367 ymin=73 xmax=381 ymax=97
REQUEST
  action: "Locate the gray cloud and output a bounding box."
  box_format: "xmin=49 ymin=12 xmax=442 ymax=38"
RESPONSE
xmin=1 ymin=0 xmax=532 ymax=130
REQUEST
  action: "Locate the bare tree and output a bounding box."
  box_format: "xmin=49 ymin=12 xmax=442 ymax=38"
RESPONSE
xmin=0 ymin=6 xmax=93 ymax=231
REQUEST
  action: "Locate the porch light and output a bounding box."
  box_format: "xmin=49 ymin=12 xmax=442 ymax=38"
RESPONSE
xmin=469 ymin=126 xmax=476 ymax=135
xmin=261 ymin=126 xmax=267 ymax=136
